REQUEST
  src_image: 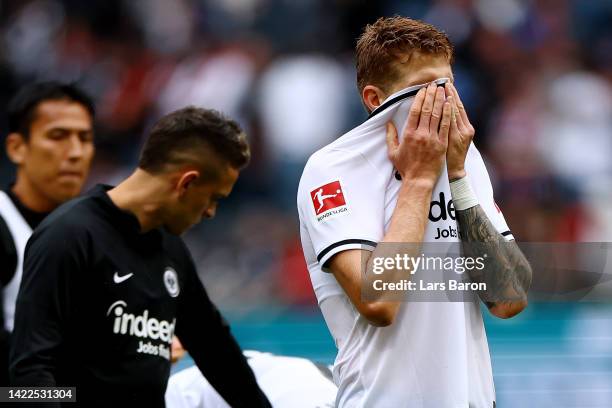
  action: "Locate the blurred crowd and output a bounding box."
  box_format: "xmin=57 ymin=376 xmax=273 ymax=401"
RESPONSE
xmin=1 ymin=0 xmax=611 ymax=311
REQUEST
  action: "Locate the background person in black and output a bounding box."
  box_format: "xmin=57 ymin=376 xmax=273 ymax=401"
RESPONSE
xmin=10 ymin=107 xmax=271 ymax=408
xmin=0 ymin=82 xmax=95 ymax=386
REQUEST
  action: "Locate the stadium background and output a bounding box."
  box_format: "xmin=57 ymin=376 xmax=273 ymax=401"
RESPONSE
xmin=1 ymin=0 xmax=611 ymax=406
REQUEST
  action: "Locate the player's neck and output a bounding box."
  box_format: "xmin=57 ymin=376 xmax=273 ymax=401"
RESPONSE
xmin=12 ymin=173 xmax=57 ymax=213
xmin=107 ymin=169 xmax=168 ymax=233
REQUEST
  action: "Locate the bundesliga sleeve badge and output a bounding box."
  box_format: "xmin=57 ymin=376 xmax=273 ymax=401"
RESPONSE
xmin=310 ymin=180 xmax=348 ymax=221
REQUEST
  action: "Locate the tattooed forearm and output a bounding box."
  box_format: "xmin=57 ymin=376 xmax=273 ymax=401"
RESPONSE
xmin=455 ymin=205 xmax=532 ymax=311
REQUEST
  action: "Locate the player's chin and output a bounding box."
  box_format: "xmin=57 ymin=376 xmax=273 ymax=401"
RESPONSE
xmin=50 ymin=183 xmax=83 ymax=203
xmin=166 ymin=219 xmax=193 ymax=236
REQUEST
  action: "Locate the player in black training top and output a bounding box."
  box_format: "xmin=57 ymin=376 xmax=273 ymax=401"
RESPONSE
xmin=10 ymin=107 xmax=271 ymax=408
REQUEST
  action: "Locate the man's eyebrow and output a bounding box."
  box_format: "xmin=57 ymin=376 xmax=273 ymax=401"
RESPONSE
xmin=46 ymin=126 xmax=92 ymax=132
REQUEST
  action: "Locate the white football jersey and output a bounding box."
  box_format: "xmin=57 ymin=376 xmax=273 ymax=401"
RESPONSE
xmin=297 ymin=82 xmax=513 ymax=408
xmin=165 ymin=351 xmax=336 ymax=408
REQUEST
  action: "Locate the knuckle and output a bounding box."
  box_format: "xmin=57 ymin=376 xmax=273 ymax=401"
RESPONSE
xmin=414 ymin=129 xmax=428 ymax=139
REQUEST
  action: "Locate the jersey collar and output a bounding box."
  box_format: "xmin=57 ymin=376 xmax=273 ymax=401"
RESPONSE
xmin=90 ymin=184 xmax=146 ymax=236
xmin=367 ymin=78 xmax=450 ymax=120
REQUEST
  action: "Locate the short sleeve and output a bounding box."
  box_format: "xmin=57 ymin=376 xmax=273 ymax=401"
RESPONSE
xmin=466 ymin=144 xmax=514 ymax=241
xmin=297 ymin=149 xmax=387 ymax=268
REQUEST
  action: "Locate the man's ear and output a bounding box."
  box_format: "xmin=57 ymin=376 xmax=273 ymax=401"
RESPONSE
xmin=5 ymin=133 xmax=27 ymax=165
xmin=176 ymin=170 xmax=200 ymax=196
xmin=362 ymin=85 xmax=387 ymax=113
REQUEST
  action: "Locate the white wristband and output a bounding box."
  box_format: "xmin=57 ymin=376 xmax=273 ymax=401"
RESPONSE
xmin=449 ymin=176 xmax=479 ymax=210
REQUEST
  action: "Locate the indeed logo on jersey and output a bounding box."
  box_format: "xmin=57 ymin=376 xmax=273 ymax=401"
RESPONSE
xmin=106 ymin=300 xmax=175 ymax=360
xmin=429 ymin=192 xmax=458 ymax=240
xmin=311 ymin=180 xmax=348 ymax=222
xmin=429 ymin=192 xmax=455 ymax=222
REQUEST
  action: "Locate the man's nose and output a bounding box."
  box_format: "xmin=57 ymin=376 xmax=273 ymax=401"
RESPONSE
xmin=67 ymin=134 xmax=85 ymax=160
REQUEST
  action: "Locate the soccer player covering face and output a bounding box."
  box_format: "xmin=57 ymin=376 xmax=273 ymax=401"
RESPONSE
xmin=10 ymin=107 xmax=271 ymax=408
xmin=297 ymin=17 xmax=532 ymax=407
xmin=0 ymin=82 xmax=95 ymax=385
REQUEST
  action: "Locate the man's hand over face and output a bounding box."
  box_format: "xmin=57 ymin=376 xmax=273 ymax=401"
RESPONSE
xmin=386 ymin=82 xmax=452 ymax=187
xmin=445 ymin=82 xmax=475 ymax=181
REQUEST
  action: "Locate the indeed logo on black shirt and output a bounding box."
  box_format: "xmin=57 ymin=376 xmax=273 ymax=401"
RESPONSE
xmin=106 ymin=300 xmax=175 ymax=360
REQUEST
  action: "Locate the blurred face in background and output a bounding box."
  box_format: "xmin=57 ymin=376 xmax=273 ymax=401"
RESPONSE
xmin=6 ymin=99 xmax=95 ymax=210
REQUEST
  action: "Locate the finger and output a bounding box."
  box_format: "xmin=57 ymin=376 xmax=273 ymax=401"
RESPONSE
xmin=417 ymin=82 xmax=437 ymax=131
xmin=439 ymin=100 xmax=451 ymax=146
xmin=406 ymin=87 xmax=426 ymax=131
xmin=449 ymin=96 xmax=461 ymax=136
xmin=449 ymin=86 xmax=465 ymax=133
xmin=385 ymin=122 xmax=399 ymax=154
xmin=445 ymin=82 xmax=463 ymax=128
xmin=449 ymin=82 xmax=470 ymax=128
xmin=429 ymin=86 xmax=446 ymax=134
